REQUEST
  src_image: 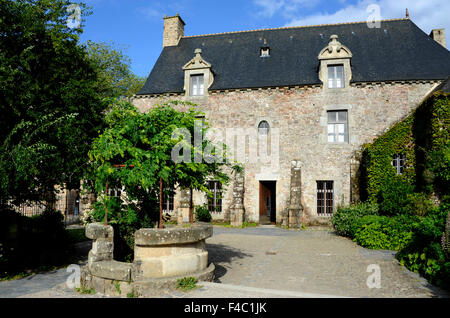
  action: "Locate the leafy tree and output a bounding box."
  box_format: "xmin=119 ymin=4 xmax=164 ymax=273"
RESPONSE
xmin=87 ymin=100 xmax=234 ymax=261
xmin=88 ymin=100 xmax=233 ymax=226
xmin=0 ymin=0 xmax=107 ymax=205
xmin=85 ymin=40 xmax=146 ymax=99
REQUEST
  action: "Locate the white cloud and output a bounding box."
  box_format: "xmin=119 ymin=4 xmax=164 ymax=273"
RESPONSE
xmin=254 ymin=0 xmax=321 ymax=19
xmin=283 ymin=0 xmax=450 ymax=47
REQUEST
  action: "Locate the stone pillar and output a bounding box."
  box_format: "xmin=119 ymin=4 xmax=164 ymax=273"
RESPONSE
xmin=178 ymin=188 xmax=191 ymax=224
xmin=230 ymin=170 xmax=245 ymax=227
xmin=85 ymin=223 xmax=114 ymax=268
xmin=287 ymin=160 xmax=303 ymax=228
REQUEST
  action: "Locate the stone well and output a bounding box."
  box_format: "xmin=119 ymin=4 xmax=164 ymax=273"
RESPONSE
xmin=81 ymin=222 xmax=215 ymax=297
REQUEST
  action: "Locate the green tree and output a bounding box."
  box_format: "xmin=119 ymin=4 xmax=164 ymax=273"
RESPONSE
xmin=85 ymin=40 xmax=146 ymax=99
xmin=87 ymin=100 xmax=234 ymax=261
xmin=0 ymin=0 xmax=107 ymax=205
xmin=88 ymin=100 xmax=233 ymax=225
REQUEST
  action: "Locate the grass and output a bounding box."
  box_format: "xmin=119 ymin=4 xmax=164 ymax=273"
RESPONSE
xmin=0 ymin=271 xmax=33 ymax=282
xmin=66 ymin=228 xmax=89 ymax=244
xmin=212 ymin=220 xmax=259 ymax=228
xmin=127 ymin=288 xmax=137 ymax=298
xmin=75 ymin=286 xmax=96 ymax=295
xmin=0 ymin=264 xmax=66 ymax=282
xmin=175 ymin=277 xmax=199 ymax=292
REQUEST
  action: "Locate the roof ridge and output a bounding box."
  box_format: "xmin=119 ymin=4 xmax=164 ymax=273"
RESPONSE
xmin=183 ymin=18 xmax=409 ymax=39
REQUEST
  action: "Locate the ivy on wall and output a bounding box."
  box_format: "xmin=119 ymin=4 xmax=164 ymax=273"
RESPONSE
xmin=360 ymin=91 xmax=449 ymax=203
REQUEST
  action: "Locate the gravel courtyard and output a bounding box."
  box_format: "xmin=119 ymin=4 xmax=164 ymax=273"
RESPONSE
xmin=0 ymin=226 xmax=448 ymax=298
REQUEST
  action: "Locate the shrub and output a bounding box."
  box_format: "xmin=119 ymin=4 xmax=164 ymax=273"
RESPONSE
xmin=353 ymin=215 xmax=416 ymax=250
xmin=397 ymin=197 xmax=450 ymax=290
xmin=332 ymin=202 xmax=378 ymax=237
xmin=377 ymin=176 xmax=414 ymax=216
xmin=403 ymin=192 xmax=435 ymax=216
xmin=195 ymin=205 xmax=212 ymax=223
xmin=0 ymin=207 xmax=70 ymax=278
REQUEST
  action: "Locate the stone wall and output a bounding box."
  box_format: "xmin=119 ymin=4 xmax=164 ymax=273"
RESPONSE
xmin=133 ymin=81 xmax=439 ymax=225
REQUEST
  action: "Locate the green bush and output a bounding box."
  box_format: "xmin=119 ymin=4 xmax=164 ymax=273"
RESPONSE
xmin=195 ymin=205 xmax=212 ymax=223
xmin=396 ymin=197 xmax=450 ymax=289
xmin=353 ymin=215 xmax=416 ymax=250
xmin=332 ymin=202 xmax=379 ymax=237
xmin=0 ymin=207 xmax=70 ymax=278
xmin=403 ymin=192 xmax=435 ymax=216
xmin=377 ymin=176 xmax=414 ymax=216
xmin=90 ymin=196 xmax=153 ymax=262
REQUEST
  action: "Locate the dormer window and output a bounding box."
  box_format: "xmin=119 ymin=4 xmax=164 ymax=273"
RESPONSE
xmin=183 ymin=48 xmax=213 ymax=97
xmin=328 ymin=65 xmax=344 ymax=88
xmin=260 ymin=47 xmax=270 ymax=57
xmin=318 ymin=35 xmax=352 ymax=90
xmin=190 ymin=74 xmax=204 ymax=96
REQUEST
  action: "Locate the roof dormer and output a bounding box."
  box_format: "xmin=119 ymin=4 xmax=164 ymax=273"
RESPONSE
xmin=318 ymin=35 xmax=352 ymax=89
xmin=182 ymin=48 xmax=214 ymax=97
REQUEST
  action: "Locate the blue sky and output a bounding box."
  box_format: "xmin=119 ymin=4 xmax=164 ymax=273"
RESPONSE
xmin=78 ymin=0 xmax=450 ymax=78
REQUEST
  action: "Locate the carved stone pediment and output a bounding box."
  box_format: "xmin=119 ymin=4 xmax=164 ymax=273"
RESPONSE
xmin=183 ymin=48 xmax=212 ymax=70
xmin=318 ymin=35 xmax=352 ymax=60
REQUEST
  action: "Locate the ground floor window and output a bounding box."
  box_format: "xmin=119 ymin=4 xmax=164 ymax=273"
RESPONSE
xmin=392 ymin=154 xmax=406 ymax=175
xmin=208 ymin=181 xmax=222 ymax=213
xmin=162 ymin=184 xmax=175 ymax=213
xmin=317 ymin=181 xmax=334 ymax=216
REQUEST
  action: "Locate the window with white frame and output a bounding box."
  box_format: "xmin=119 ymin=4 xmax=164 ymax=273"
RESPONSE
xmin=392 ymin=154 xmax=406 ymax=175
xmin=190 ymin=74 xmax=204 ymax=96
xmin=208 ymin=181 xmax=222 ymax=213
xmin=328 ymin=65 xmax=344 ymax=88
xmin=327 ymin=110 xmax=348 ymax=143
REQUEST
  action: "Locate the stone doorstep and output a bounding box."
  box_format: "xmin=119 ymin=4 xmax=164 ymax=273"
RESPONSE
xmin=89 ymin=260 xmax=133 ymax=282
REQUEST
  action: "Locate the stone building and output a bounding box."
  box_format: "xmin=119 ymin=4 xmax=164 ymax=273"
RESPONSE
xmin=132 ymin=14 xmax=450 ymax=226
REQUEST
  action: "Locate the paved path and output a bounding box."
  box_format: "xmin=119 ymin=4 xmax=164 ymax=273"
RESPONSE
xmin=0 ymin=226 xmax=448 ymax=298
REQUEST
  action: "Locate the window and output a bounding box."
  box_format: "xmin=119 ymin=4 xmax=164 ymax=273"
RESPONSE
xmin=208 ymin=181 xmax=222 ymax=213
xmin=260 ymin=47 xmax=270 ymax=57
xmin=392 ymin=154 xmax=406 ymax=175
xmin=190 ymin=74 xmax=204 ymax=96
xmin=317 ymin=181 xmax=334 ymax=216
xmin=258 ymin=120 xmax=270 ymax=135
xmin=327 ymin=110 xmax=348 ymax=143
xmin=328 ymin=65 xmax=344 ymax=88
xmin=108 ymin=188 xmax=121 ymax=198
xmin=162 ymin=186 xmax=175 ymax=212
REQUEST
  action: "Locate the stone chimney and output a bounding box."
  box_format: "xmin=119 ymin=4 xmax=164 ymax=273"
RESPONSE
xmin=163 ymin=14 xmax=185 ymax=47
xmin=429 ymin=29 xmax=446 ymax=49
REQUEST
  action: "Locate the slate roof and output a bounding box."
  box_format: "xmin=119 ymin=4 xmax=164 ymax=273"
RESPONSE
xmin=138 ymin=19 xmax=450 ymax=95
